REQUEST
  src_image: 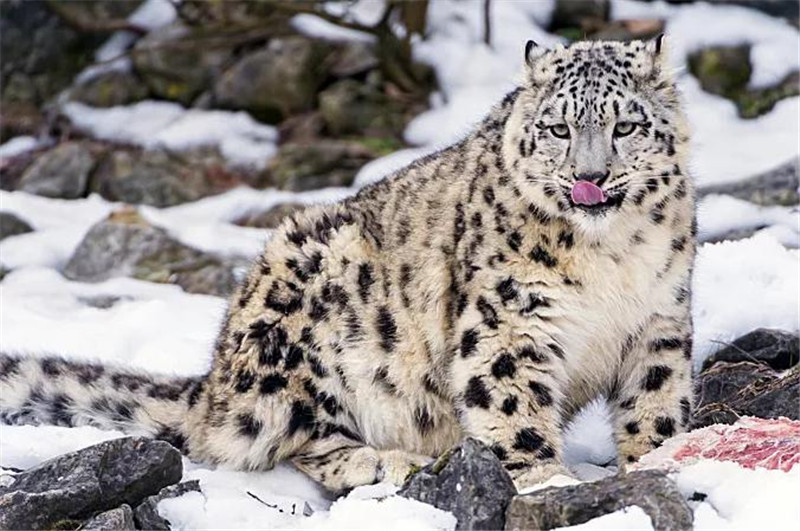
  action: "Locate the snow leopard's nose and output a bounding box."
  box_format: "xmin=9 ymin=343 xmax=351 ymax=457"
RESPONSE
xmin=574 ymin=171 xmax=610 ymax=187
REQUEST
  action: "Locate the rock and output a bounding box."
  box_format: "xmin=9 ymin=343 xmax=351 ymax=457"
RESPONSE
xmin=698 ymin=159 xmax=799 ymax=206
xmin=0 ymin=436 xmax=181 ymax=530
xmin=736 ymin=71 xmax=800 ymax=119
xmin=70 ymin=70 xmax=150 ymax=107
xmin=550 ymin=0 xmax=610 ymax=33
xmin=330 ymin=42 xmax=380 ymax=78
xmin=262 ymin=140 xmax=375 ymax=191
xmin=64 ymin=208 xmax=246 ymax=297
xmin=693 ymin=362 xmax=800 ymax=427
xmin=399 ymin=438 xmax=517 ymax=531
xmin=0 ymin=0 xmax=108 ymax=106
xmin=702 ymin=329 xmax=799 ymax=372
xmin=589 ymin=19 xmax=664 ymax=41
xmin=0 ymin=212 xmax=33 ymax=241
xmin=0 ymin=101 xmax=43 ymax=142
xmin=17 ymin=141 xmax=96 ymax=198
xmin=133 ymin=480 xmax=201 ymax=530
xmin=80 ymin=504 xmax=136 ymax=530
xmin=132 ymin=24 xmax=236 ymax=105
xmin=233 ymin=203 xmax=305 ymax=229
xmin=319 ymin=79 xmax=408 ymax=138
xmin=689 ymin=46 xmax=799 ymax=119
xmin=689 ymin=45 xmax=752 ymax=99
xmin=90 ymin=148 xmax=240 ymax=207
xmin=78 ymin=294 xmax=134 ymax=309
xmin=505 ymin=470 xmax=692 ymax=531
xmin=214 ymin=37 xmax=330 ymax=123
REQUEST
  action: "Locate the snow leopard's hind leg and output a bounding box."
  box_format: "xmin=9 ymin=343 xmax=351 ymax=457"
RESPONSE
xmin=291 ymin=433 xmax=432 ymax=494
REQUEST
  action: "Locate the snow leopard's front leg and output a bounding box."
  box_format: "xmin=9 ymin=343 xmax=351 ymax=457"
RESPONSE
xmin=611 ymin=312 xmax=693 ymax=467
xmin=451 ymin=277 xmax=570 ymax=489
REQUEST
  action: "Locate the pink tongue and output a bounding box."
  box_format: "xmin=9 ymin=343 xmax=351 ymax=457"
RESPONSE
xmin=571 ymin=181 xmax=607 ymax=206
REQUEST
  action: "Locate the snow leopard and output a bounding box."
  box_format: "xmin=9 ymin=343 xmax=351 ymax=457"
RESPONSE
xmin=0 ymin=38 xmax=695 ymax=494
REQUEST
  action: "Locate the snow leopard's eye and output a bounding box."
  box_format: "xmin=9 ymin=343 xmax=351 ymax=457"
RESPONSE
xmin=614 ymin=122 xmax=636 ymax=137
xmin=550 ymin=124 xmax=570 ymax=139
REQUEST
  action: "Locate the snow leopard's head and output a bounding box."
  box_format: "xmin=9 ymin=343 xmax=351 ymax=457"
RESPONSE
xmin=502 ymin=37 xmax=688 ymax=233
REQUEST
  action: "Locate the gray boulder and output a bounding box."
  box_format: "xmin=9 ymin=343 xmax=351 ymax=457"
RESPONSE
xmin=132 ymin=24 xmax=235 ymax=106
xmin=698 ymin=159 xmax=799 ymax=206
xmin=17 ymin=142 xmax=95 ymax=198
xmin=70 ymin=70 xmax=150 ymax=108
xmin=0 ymin=211 xmax=33 ymax=241
xmin=133 ymin=480 xmax=201 ymax=530
xmin=263 ymin=140 xmax=375 ymax=191
xmin=0 ymin=437 xmax=182 ymax=530
xmin=702 ymin=328 xmax=799 ymax=372
xmin=399 ymin=438 xmax=517 ymax=531
xmin=319 ymin=79 xmax=407 ymax=138
xmin=89 ymin=148 xmax=238 ymax=208
xmin=214 ymin=36 xmax=330 ymax=123
xmin=64 ymin=208 xmax=246 ymax=297
xmin=80 ymin=504 xmax=136 ymax=530
xmin=505 ymin=470 xmax=692 ymax=531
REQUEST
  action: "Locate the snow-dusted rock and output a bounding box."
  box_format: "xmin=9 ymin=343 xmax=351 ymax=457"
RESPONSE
xmin=64 ymin=208 xmax=246 ymax=297
xmin=0 ymin=212 xmax=33 ymax=241
xmin=505 ymin=470 xmax=692 ymax=531
xmin=399 ymin=438 xmax=517 ymax=531
xmin=81 ymin=504 xmax=136 ymax=530
xmin=698 ymin=158 xmax=799 ymax=206
xmin=0 ymin=436 xmax=181 ymax=530
xmin=133 ymin=480 xmax=201 ymax=530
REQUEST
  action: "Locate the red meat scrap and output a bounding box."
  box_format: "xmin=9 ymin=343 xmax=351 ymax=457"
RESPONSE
xmin=632 ymin=417 xmax=800 ymax=473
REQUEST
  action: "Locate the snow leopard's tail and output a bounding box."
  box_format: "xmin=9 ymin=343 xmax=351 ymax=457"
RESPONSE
xmin=0 ymin=352 xmax=204 ymax=452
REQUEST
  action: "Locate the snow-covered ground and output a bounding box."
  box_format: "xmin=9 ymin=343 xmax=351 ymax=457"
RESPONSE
xmin=1 ymin=0 xmax=799 ymax=529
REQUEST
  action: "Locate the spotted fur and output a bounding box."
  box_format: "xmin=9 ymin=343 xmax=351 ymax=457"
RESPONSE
xmin=0 ymin=38 xmax=695 ymax=492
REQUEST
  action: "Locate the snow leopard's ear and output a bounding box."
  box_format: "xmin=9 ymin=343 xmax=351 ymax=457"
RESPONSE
xmin=645 ymin=34 xmax=670 ymax=75
xmin=646 ymin=33 xmax=665 ymax=56
xmin=524 ymin=40 xmax=548 ymax=69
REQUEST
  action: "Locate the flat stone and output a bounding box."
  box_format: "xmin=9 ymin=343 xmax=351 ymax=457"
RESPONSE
xmin=505 ymin=470 xmax=692 ymax=531
xmin=0 ymin=437 xmax=182 ymax=530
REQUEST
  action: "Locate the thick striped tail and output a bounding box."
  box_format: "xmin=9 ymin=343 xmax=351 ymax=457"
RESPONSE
xmin=0 ymin=353 xmax=203 ymax=451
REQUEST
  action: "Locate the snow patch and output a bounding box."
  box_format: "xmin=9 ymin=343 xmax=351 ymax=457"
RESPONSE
xmin=62 ymin=102 xmax=279 ymax=169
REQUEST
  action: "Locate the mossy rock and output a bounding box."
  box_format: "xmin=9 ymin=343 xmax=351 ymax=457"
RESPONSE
xmin=689 ymin=45 xmax=799 ymax=119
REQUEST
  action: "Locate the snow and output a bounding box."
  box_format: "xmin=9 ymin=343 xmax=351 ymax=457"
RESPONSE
xmin=291 ymin=15 xmax=376 ymax=44
xmin=697 ymin=195 xmax=799 ymax=247
xmin=0 ymin=136 xmax=41 ymax=160
xmin=674 ymin=460 xmax=800 ymax=530
xmin=62 ymin=102 xmax=279 ymax=169
xmin=2 ymin=0 xmax=800 ymax=529
xmin=691 ymin=234 xmax=800 ymax=370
